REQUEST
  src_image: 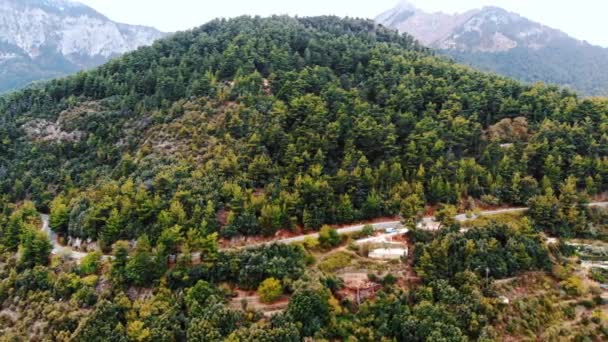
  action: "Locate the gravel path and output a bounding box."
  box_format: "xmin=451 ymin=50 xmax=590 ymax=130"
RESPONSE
xmin=40 ymin=214 xmax=89 ymax=260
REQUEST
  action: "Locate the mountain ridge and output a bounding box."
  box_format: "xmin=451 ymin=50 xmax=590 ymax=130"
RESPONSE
xmin=376 ymin=1 xmax=608 ymax=96
xmin=0 ymin=0 xmax=166 ymax=92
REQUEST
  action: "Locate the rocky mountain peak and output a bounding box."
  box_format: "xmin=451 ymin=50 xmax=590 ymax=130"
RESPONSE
xmin=0 ymin=0 xmax=165 ymax=92
xmin=394 ymin=0 xmax=417 ymax=12
xmin=376 ymin=4 xmax=566 ymax=52
xmin=376 ymin=1 xmax=418 ymax=28
xmin=376 ymin=3 xmax=608 ymax=96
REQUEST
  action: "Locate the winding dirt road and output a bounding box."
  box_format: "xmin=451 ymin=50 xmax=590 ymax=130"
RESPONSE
xmin=40 ymin=202 xmax=608 ymax=260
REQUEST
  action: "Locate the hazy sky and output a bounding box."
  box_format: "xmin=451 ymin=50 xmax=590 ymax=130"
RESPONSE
xmin=77 ymin=0 xmax=608 ymax=47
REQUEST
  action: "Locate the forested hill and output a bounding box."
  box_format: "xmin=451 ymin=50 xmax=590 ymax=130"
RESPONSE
xmin=1 ymin=16 xmax=607 ymax=248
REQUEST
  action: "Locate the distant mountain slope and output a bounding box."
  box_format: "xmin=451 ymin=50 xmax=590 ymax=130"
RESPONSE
xmin=377 ymin=1 xmax=608 ymax=96
xmin=0 ymin=0 xmax=166 ymax=92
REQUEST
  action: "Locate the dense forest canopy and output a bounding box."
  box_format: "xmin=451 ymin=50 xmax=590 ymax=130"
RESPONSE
xmin=445 ymin=43 xmax=608 ymax=98
xmin=0 ymin=15 xmax=607 ymax=341
xmin=0 ymin=15 xmax=607 ymax=247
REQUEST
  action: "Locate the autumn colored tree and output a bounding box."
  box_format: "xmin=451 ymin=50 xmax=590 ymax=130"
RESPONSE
xmin=258 ymin=277 xmax=283 ymax=303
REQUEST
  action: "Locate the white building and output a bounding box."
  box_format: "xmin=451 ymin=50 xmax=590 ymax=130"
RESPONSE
xmin=368 ymin=248 xmax=408 ymax=260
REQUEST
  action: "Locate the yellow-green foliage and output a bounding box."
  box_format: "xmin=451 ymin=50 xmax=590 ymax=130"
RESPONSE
xmin=560 ymin=276 xmax=586 ymax=296
xmin=127 ymin=320 xmax=151 ymax=342
xmin=499 ymin=294 xmax=564 ymax=338
xmin=318 ymin=251 xmax=354 ymax=273
xmin=81 ymin=275 xmax=99 ymax=287
xmin=2 ymin=14 xmax=608 ymax=342
xmin=318 ymin=225 xmax=342 ymax=249
xmin=258 ymin=277 xmax=283 ymax=303
xmin=462 ymin=212 xmax=528 ymax=229
xmin=303 ymin=236 xmax=320 ymax=251
xmin=79 ymin=252 xmax=102 ymax=276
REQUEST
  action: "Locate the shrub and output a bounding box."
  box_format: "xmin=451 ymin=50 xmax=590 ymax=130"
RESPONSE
xmin=593 ymin=295 xmax=604 ymax=306
xmin=382 ymin=273 xmax=397 ymax=286
xmin=590 ymin=267 xmax=608 ymax=283
xmin=74 ymin=286 xmax=97 ymax=307
xmin=579 ymin=299 xmax=595 ymax=309
xmin=481 ymin=195 xmax=501 ymax=206
xmin=563 ymin=305 xmax=576 ymax=319
xmin=82 ymin=275 xmax=99 ymax=287
xmin=367 ymin=273 xmax=380 ymax=283
xmin=361 ymin=224 xmax=374 ymax=237
xmin=318 ymin=226 xmax=341 ymax=249
xmin=318 ymin=251 xmax=353 ymax=273
xmin=561 ymin=276 xmax=586 ymax=296
xmin=79 ymin=252 xmax=102 ymax=276
xmin=592 ymin=309 xmax=608 ymax=324
xmin=303 ymin=237 xmax=320 ymax=251
xmin=258 ymin=277 xmax=283 ymax=303
xmin=347 ymin=241 xmax=358 ymax=252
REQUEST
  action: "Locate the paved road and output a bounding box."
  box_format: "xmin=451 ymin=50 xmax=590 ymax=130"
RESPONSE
xmin=276 ymin=202 xmax=608 ymax=245
xmin=275 ymin=221 xmax=403 ymax=245
xmin=40 ymin=201 xmax=608 ymax=258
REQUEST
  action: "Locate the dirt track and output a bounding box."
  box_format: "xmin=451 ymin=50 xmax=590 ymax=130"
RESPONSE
xmin=40 ymin=202 xmax=608 ymax=260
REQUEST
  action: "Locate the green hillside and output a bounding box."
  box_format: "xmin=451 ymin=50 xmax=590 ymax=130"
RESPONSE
xmin=446 ymin=43 xmax=608 ymax=97
xmin=2 ymin=16 xmax=606 ymax=245
xmin=0 ymin=16 xmax=607 ymax=340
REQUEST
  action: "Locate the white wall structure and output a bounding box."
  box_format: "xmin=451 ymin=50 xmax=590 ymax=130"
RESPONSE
xmin=368 ymin=248 xmax=408 ymax=260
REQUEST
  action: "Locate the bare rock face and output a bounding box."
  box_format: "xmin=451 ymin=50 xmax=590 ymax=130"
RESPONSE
xmin=22 ymin=101 xmax=104 ymax=142
xmin=377 ymin=2 xmax=480 ymax=48
xmin=377 ymin=3 xmax=566 ymax=53
xmin=0 ymin=0 xmax=166 ymax=92
xmin=23 ymin=119 xmax=84 ymax=142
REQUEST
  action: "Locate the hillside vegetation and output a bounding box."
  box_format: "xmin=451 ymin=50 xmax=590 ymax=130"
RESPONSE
xmin=2 ymin=16 xmax=607 ymax=248
xmin=0 ymin=16 xmax=607 ymax=341
xmin=447 ymin=44 xmax=608 ymax=97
